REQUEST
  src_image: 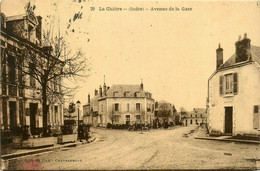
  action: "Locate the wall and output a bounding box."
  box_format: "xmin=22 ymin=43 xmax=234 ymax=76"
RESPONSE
xmin=99 ymin=97 xmax=154 ymax=126
xmin=208 ymin=63 xmax=260 ymax=135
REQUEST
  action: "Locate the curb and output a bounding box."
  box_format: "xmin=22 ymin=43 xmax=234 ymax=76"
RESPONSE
xmin=195 ymin=136 xmax=260 ymax=144
xmin=1 ymin=136 xmax=97 ymax=160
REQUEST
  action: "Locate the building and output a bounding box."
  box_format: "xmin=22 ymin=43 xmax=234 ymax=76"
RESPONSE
xmin=0 ymin=11 xmax=64 ymax=136
xmin=207 ymin=34 xmax=260 ymax=136
xmin=181 ymin=108 xmax=206 ymax=126
xmin=83 ymin=81 xmax=155 ymax=127
xmin=154 ymin=100 xmax=175 ymax=126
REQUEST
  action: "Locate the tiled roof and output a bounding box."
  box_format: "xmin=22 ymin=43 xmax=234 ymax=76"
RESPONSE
xmin=182 ymin=108 xmax=206 ymax=118
xmin=220 ymin=46 xmax=260 ymax=69
xmin=105 ymin=84 xmax=149 ymax=98
xmin=190 ymin=108 xmax=206 ymax=114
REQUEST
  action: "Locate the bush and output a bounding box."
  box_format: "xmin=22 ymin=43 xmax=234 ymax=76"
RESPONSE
xmin=11 ymin=125 xmax=23 ymax=136
xmin=108 ymin=124 xmax=130 ymax=129
xmin=209 ymin=129 xmax=222 ymax=137
xmin=106 ymin=123 xmax=112 ymax=129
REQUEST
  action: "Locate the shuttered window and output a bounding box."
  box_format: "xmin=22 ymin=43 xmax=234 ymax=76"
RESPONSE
xmin=253 ymin=105 xmax=259 ymax=129
xmin=233 ymin=73 xmax=238 ymax=94
xmin=219 ymin=75 xmax=223 ymax=96
xmin=220 ymin=72 xmax=238 ymax=96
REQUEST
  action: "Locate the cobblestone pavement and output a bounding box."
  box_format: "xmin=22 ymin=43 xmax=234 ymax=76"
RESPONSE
xmin=5 ymin=126 xmax=260 ymax=170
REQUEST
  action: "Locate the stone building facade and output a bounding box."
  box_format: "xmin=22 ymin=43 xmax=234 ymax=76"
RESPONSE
xmin=0 ymin=11 xmax=64 ymax=136
xmin=83 ymin=82 xmax=155 ymax=127
xmin=181 ymin=108 xmax=206 ymax=126
xmin=207 ymin=34 xmax=260 ymax=136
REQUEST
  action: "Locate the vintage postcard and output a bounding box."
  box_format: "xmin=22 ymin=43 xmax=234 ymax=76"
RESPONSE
xmin=0 ymin=0 xmax=260 ymax=170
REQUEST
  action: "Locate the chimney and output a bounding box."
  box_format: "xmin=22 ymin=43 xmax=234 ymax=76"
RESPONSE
xmin=103 ymin=83 xmax=106 ymax=96
xmin=88 ymin=94 xmax=90 ymax=104
xmin=99 ymin=85 xmax=102 ymax=97
xmin=94 ymin=89 xmax=98 ymax=96
xmin=140 ymin=79 xmax=143 ymax=90
xmin=103 ymin=75 xmax=106 ymax=96
xmin=235 ymin=33 xmax=251 ymax=63
xmin=216 ymin=43 xmax=223 ymax=69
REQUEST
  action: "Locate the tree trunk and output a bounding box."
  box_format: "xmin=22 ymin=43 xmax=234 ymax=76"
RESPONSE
xmin=42 ymin=84 xmax=48 ymax=136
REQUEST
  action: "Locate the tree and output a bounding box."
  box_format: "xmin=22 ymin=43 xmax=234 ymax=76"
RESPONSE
xmin=108 ymin=110 xmax=116 ymax=125
xmin=15 ymin=11 xmax=89 ymax=136
xmin=64 ymin=102 xmax=76 ymax=122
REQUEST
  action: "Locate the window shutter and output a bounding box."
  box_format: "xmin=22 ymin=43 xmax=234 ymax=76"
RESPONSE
xmin=219 ymin=75 xmax=223 ymax=96
xmin=253 ymin=105 xmax=259 ymax=129
xmin=233 ymin=73 xmax=238 ymax=94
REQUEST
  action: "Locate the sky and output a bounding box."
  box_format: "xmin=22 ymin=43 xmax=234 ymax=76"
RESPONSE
xmin=1 ymin=0 xmax=260 ymax=111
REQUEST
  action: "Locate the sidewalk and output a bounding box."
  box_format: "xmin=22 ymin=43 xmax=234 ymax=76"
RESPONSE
xmin=195 ymin=126 xmax=260 ymax=144
xmin=1 ymin=135 xmax=97 ymax=160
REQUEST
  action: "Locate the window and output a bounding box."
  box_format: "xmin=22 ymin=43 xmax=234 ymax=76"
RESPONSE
xmin=124 ymin=92 xmax=130 ymax=97
xmin=127 ymin=103 xmax=130 ymax=112
xmin=195 ymin=114 xmax=197 ymax=118
xmin=114 ymin=103 xmax=119 ymax=111
xmin=126 ymin=115 xmax=130 ymax=121
xmin=190 ymin=114 xmax=192 ymax=117
xmin=54 ymin=106 xmax=58 ymax=123
xmin=219 ymin=73 xmax=238 ymax=96
xmin=253 ymin=105 xmax=259 ymax=129
xmin=136 ymin=103 xmax=140 ymax=111
xmin=29 ymin=63 xmax=36 ymax=88
xmin=254 ymin=105 xmax=259 ymax=113
xmin=113 ymin=92 xmax=118 ymax=97
xmin=136 ymin=115 xmax=140 ymax=120
xmin=225 ymin=74 xmax=233 ymax=94
xmin=190 ymin=120 xmax=193 ymax=124
xmin=8 ymin=55 xmax=16 ymax=84
xmin=147 ymin=104 xmax=151 ymax=112
xmin=135 ymin=92 xmax=140 ymax=97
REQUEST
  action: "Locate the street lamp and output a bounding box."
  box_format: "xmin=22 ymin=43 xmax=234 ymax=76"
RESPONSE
xmin=76 ymin=100 xmax=81 ymax=139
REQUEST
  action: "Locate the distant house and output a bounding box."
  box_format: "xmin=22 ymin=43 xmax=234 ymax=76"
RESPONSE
xmin=83 ymin=91 xmax=100 ymax=127
xmin=154 ymin=100 xmax=175 ymax=126
xmin=83 ymin=81 xmax=155 ymax=127
xmin=181 ymin=108 xmax=206 ymax=126
xmin=207 ymin=34 xmax=260 ymax=136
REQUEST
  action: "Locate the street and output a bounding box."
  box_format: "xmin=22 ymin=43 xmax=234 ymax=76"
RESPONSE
xmin=6 ymin=126 xmax=260 ymax=170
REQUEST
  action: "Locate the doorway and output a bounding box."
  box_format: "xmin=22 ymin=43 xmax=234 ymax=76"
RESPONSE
xmin=30 ymin=103 xmax=38 ymax=135
xmin=126 ymin=115 xmax=130 ymax=126
xmin=224 ymin=107 xmax=233 ymax=135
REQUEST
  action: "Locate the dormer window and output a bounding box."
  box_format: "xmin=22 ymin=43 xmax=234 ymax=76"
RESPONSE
xmin=135 ymin=92 xmax=140 ymax=97
xmin=113 ymin=91 xmax=118 ymax=97
xmin=124 ymin=92 xmax=130 ymax=97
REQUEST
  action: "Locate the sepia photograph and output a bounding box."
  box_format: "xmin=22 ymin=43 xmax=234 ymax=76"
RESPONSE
xmin=0 ymin=0 xmax=260 ymax=170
